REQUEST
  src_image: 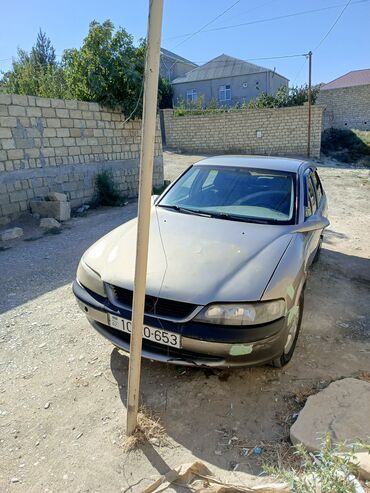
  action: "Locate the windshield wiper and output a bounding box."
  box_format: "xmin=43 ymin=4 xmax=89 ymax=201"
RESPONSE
xmin=157 ymin=204 xmax=212 ymax=217
xmin=207 ymin=212 xmax=269 ymax=224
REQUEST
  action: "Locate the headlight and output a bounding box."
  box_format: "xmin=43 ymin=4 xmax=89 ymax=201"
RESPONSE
xmin=194 ymin=300 xmax=286 ymax=325
xmin=76 ymin=258 xmax=106 ymax=297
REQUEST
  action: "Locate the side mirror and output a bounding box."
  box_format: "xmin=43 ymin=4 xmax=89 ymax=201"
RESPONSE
xmin=151 ymin=195 xmax=159 ymax=205
xmin=293 ymin=216 xmax=330 ymax=233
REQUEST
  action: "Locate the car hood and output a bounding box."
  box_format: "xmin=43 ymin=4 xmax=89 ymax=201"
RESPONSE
xmin=83 ymin=207 xmax=293 ymax=305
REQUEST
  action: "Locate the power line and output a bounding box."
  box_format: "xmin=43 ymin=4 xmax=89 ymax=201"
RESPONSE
xmin=291 ymin=56 xmax=308 ymax=87
xmin=314 ymin=0 xmax=352 ymax=51
xmin=190 ymin=53 xmax=307 ymax=65
xmin=216 ymin=0 xmax=281 ymax=25
xmin=167 ymin=0 xmax=369 ymax=40
xmin=174 ymin=0 xmax=242 ymax=48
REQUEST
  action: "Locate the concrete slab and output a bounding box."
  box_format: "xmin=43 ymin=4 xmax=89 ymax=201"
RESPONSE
xmin=290 ymin=378 xmax=370 ymax=452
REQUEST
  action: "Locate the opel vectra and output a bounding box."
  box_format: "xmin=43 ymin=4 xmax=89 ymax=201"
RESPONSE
xmin=73 ymin=156 xmax=328 ymax=367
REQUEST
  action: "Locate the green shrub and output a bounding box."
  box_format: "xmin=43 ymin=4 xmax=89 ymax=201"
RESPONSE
xmin=173 ymin=84 xmax=321 ymax=116
xmin=93 ymin=170 xmax=126 ymax=207
xmin=265 ymin=434 xmax=369 ymax=493
xmin=321 ymin=128 xmax=370 ymax=165
xmin=152 ymin=183 xmax=169 ymax=196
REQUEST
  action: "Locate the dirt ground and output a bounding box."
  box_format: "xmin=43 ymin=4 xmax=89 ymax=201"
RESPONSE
xmin=0 ymin=151 xmax=369 ymax=492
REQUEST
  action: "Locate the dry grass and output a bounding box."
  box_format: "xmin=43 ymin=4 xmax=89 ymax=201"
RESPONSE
xmin=122 ymin=407 xmax=167 ymax=452
xmin=257 ymin=384 xmax=324 ymax=472
xmin=256 ymin=440 xmax=302 ymax=472
xmin=357 ymin=370 xmax=370 ymax=384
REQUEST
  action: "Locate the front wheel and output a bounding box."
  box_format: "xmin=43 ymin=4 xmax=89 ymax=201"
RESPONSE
xmin=313 ymin=234 xmax=323 ymax=264
xmin=271 ymin=292 xmax=304 ymax=368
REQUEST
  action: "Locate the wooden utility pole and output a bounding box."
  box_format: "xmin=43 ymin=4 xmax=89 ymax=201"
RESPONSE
xmin=126 ymin=0 xmax=164 ymax=436
xmin=307 ymin=51 xmax=312 ymax=158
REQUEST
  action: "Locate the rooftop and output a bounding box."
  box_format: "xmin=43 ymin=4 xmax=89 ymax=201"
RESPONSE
xmin=160 ymin=48 xmax=197 ymax=67
xmin=172 ymin=54 xmax=288 ymax=84
xmin=321 ymin=69 xmax=370 ymax=90
xmin=194 ymin=155 xmax=308 ymax=173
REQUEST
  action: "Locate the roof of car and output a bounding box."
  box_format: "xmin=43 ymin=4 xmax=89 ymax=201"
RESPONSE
xmin=194 ymin=155 xmax=309 ymax=173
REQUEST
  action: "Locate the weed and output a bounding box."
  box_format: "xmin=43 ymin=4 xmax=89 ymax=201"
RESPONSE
xmin=43 ymin=227 xmax=62 ymax=236
xmin=93 ymin=170 xmax=126 ymax=207
xmin=152 ymin=184 xmax=167 ymax=195
xmin=321 ymin=128 xmax=370 ymax=165
xmin=264 ymin=434 xmax=368 ymax=493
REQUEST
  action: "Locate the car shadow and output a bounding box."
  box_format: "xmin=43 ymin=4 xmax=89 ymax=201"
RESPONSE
xmin=109 ymin=248 xmax=370 ymax=475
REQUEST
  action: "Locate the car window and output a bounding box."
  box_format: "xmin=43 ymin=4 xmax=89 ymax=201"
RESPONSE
xmin=304 ymin=174 xmax=316 ymax=218
xmin=313 ymin=171 xmax=323 ymax=204
xmin=304 ymin=179 xmax=312 ymax=218
xmin=171 ymin=167 xmax=200 ymax=201
xmin=202 ymin=169 xmax=218 ymax=189
xmin=159 ymin=165 xmax=297 ymax=224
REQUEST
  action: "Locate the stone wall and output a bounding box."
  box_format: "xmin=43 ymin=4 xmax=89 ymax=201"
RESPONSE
xmin=0 ymin=94 xmax=163 ymax=221
xmin=316 ymin=84 xmax=370 ymax=130
xmin=162 ymin=105 xmax=323 ymax=158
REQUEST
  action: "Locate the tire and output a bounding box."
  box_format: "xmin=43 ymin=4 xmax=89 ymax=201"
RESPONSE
xmin=271 ymin=292 xmax=304 ymax=368
xmin=312 ymin=235 xmax=323 ymax=264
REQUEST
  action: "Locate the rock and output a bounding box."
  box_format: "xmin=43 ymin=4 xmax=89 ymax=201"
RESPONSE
xmin=0 ymin=227 xmax=23 ymax=241
xmin=48 ymin=192 xmax=68 ymax=202
xmin=354 ymin=452 xmax=370 ymax=481
xmin=30 ymin=200 xmax=70 ymax=221
xmin=290 ymin=378 xmax=370 ymax=452
xmin=44 ymin=402 xmax=51 ymax=409
xmin=40 ymin=218 xmax=61 ymax=230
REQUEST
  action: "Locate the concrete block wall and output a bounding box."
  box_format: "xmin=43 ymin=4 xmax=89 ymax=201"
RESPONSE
xmin=162 ymin=105 xmax=323 ymax=158
xmin=316 ymin=84 xmax=370 ymax=130
xmin=0 ymin=94 xmax=163 ymax=221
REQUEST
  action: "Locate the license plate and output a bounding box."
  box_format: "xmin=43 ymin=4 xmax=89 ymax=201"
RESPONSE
xmin=108 ymin=314 xmax=181 ymax=348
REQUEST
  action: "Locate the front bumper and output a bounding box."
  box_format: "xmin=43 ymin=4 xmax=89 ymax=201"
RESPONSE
xmin=73 ymin=281 xmax=289 ymax=367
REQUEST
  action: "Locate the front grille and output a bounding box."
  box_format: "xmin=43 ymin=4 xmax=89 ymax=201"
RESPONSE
xmin=110 ymin=285 xmax=197 ymax=319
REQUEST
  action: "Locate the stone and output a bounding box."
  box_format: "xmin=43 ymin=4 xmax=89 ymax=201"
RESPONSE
xmin=290 ymin=378 xmax=370 ymax=452
xmin=40 ymin=218 xmax=61 ymax=230
xmin=0 ymin=216 xmax=11 ymax=227
xmin=353 ymin=452 xmax=370 ymax=481
xmin=0 ymin=227 xmax=23 ymax=241
xmin=47 ymin=192 xmax=68 ymax=202
xmin=30 ymin=200 xmax=70 ymax=221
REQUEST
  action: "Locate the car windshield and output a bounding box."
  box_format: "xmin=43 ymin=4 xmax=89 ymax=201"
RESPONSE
xmin=158 ymin=165 xmax=296 ymax=224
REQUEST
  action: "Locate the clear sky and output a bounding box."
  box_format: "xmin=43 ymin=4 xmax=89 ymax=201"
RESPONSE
xmin=0 ymin=0 xmax=369 ymax=86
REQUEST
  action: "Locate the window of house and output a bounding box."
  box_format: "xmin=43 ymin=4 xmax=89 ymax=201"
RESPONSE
xmin=186 ymin=89 xmax=197 ymax=103
xmin=219 ymin=85 xmax=231 ymax=102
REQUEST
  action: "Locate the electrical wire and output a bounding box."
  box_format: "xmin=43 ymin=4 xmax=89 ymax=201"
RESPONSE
xmin=167 ymin=0 xmax=369 ymax=40
xmin=314 ymin=0 xmax=352 ymax=51
xmin=174 ymin=0 xmax=242 ymax=48
xmin=189 ymin=53 xmax=307 ymax=65
xmin=290 ymin=56 xmax=308 ymax=87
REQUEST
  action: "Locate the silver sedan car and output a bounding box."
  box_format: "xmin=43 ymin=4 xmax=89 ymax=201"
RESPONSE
xmin=73 ymin=156 xmax=329 ymax=368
